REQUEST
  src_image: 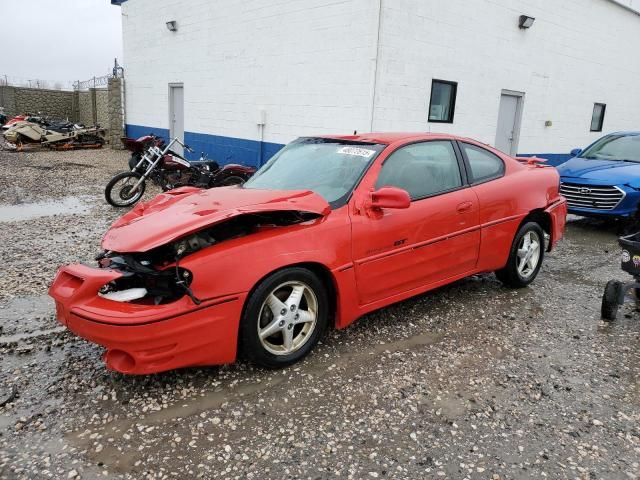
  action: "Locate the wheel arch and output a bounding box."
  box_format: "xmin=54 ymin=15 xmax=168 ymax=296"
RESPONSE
xmin=520 ymin=208 xmax=552 ymax=250
xmin=237 ymin=261 xmax=339 ymax=352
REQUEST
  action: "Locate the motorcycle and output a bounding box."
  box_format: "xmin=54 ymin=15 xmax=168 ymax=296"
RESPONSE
xmin=1 ymin=119 xmax=104 ymax=151
xmin=104 ymin=135 xmax=256 ymax=207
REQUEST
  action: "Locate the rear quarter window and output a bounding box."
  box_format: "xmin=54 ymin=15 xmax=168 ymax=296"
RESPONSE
xmin=461 ymin=143 xmax=505 ymax=183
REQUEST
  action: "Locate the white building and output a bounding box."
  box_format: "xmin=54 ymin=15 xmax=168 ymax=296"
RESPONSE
xmin=114 ymin=0 xmax=640 ymax=166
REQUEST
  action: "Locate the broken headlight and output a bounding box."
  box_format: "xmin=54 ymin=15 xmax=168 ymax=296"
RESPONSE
xmin=97 ymin=253 xmax=195 ymax=305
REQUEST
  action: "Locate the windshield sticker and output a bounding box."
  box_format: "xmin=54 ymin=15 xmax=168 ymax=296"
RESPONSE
xmin=337 ymin=146 xmax=376 ymax=158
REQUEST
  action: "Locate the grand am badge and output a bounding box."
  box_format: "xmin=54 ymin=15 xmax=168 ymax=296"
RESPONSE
xmin=622 ymin=250 xmax=631 ymax=263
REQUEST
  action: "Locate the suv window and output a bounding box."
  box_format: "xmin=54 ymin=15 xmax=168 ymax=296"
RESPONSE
xmin=375 ymin=141 xmax=462 ymax=200
xmin=461 ymin=143 xmax=505 ymax=183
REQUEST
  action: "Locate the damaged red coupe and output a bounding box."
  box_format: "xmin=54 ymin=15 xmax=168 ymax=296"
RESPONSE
xmin=49 ymin=133 xmax=567 ymax=374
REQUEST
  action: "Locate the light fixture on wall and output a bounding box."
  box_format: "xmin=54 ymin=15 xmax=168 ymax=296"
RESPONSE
xmin=519 ymin=15 xmax=535 ymax=29
xmin=166 ymin=20 xmax=178 ymax=32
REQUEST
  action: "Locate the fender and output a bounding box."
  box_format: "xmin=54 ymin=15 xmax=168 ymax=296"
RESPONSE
xmin=219 ymin=163 xmax=257 ymax=176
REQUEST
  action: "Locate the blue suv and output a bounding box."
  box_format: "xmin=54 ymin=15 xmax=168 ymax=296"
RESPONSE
xmin=557 ymin=132 xmax=640 ymax=219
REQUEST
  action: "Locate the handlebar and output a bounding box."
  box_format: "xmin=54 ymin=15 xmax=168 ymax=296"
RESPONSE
xmin=170 ymin=137 xmax=194 ymax=153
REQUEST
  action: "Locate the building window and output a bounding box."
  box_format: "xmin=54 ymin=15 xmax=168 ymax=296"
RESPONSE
xmin=428 ymin=79 xmax=457 ymax=123
xmin=590 ymin=103 xmax=606 ymax=132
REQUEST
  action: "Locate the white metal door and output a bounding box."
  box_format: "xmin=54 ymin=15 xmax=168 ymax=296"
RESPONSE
xmin=169 ymin=84 xmax=184 ymax=156
xmin=495 ymin=93 xmax=521 ymax=155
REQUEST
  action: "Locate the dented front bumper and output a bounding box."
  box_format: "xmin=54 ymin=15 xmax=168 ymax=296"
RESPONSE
xmin=49 ymin=264 xmax=247 ymax=374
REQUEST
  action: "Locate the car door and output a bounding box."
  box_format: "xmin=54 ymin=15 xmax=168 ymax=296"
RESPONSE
xmin=457 ymin=141 xmax=515 ymax=272
xmin=350 ymin=140 xmax=480 ymax=306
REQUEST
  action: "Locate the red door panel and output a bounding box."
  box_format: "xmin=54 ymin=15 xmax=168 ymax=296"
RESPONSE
xmin=351 ymin=188 xmax=480 ymax=305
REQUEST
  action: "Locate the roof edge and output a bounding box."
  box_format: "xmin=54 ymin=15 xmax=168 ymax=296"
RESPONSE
xmin=607 ymin=0 xmax=640 ymax=15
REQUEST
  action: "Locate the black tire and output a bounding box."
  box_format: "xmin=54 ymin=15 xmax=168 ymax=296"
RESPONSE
xmin=495 ymin=221 xmax=545 ymax=288
xmin=105 ymin=171 xmax=146 ymax=207
xmin=218 ymin=175 xmax=246 ymax=187
xmin=601 ymin=280 xmax=621 ymax=322
xmin=239 ymin=267 xmax=329 ymax=368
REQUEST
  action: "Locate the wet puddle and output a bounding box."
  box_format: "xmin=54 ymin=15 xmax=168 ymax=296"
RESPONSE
xmin=0 ymin=295 xmax=56 ymax=337
xmin=0 ymin=196 xmax=90 ymax=222
xmin=0 ymin=326 xmax=65 ymax=345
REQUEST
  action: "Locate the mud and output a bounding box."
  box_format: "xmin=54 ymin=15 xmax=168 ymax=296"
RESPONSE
xmin=1 ymin=149 xmax=639 ymax=479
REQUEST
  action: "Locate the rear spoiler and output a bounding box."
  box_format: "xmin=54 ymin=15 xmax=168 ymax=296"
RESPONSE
xmin=514 ymin=156 xmax=548 ymax=167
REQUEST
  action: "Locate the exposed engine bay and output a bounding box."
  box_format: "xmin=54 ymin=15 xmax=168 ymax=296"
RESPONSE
xmin=97 ymin=211 xmax=322 ymax=305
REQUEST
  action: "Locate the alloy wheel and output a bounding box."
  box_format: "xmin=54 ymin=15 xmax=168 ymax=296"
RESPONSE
xmin=516 ymin=230 xmax=541 ymax=279
xmin=257 ymin=281 xmax=318 ymax=355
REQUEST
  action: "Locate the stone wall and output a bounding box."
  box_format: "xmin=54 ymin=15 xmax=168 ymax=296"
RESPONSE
xmin=78 ymin=91 xmax=94 ymax=126
xmin=95 ymin=89 xmax=109 ymax=129
xmin=77 ymin=89 xmax=109 ymax=127
xmin=0 ymin=86 xmax=74 ymax=120
xmin=107 ymin=78 xmax=124 ymax=149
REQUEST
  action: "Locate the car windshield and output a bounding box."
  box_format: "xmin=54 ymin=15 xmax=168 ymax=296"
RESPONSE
xmin=243 ymin=137 xmax=386 ymax=207
xmin=581 ymin=134 xmax=640 ymax=162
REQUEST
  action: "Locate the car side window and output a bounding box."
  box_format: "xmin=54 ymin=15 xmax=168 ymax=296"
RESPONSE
xmin=375 ymin=141 xmax=462 ymax=200
xmin=461 ymin=143 xmax=505 ymax=183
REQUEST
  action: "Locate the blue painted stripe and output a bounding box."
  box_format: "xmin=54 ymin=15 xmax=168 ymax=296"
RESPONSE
xmin=125 ymin=124 xmax=285 ymax=167
xmin=125 ymin=124 xmax=573 ymax=169
xmin=517 ymin=153 xmax=572 ymax=167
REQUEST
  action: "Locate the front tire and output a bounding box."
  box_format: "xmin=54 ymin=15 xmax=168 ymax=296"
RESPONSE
xmin=105 ymin=171 xmax=146 ymax=207
xmin=495 ymin=222 xmax=545 ymax=288
xmin=239 ymin=268 xmax=329 ymax=368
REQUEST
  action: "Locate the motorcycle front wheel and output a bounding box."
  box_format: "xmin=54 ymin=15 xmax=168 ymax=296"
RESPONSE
xmin=105 ymin=171 xmax=146 ymax=207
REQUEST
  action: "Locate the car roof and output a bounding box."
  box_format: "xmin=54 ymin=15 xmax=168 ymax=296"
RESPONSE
xmin=322 ymin=132 xmax=469 ymax=145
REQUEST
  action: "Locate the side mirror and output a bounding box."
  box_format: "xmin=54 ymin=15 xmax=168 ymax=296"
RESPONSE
xmin=369 ymin=186 xmax=411 ymax=210
xmin=570 ymin=148 xmax=582 ymax=157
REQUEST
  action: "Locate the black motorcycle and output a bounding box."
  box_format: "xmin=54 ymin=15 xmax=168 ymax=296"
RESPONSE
xmin=105 ymin=135 xmax=256 ymax=207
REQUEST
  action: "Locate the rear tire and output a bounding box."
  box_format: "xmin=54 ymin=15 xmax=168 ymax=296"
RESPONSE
xmin=601 ymin=280 xmax=621 ymax=322
xmin=239 ymin=268 xmax=329 ymax=368
xmin=495 ymin=222 xmax=545 ymax=288
xmin=105 ymin=171 xmax=146 ymax=207
xmin=218 ymin=175 xmax=246 ymax=187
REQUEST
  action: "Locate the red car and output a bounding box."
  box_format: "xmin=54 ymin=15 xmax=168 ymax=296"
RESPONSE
xmin=49 ymin=133 xmax=567 ymax=374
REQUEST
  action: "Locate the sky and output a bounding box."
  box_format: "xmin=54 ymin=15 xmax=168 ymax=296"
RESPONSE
xmin=0 ymin=0 xmax=123 ymax=89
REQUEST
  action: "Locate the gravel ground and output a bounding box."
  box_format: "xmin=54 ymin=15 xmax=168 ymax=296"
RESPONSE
xmin=0 ymin=148 xmax=639 ymax=480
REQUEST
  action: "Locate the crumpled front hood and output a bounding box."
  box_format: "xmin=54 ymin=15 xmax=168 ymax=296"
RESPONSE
xmin=557 ymin=157 xmax=640 ymax=185
xmin=102 ymin=186 xmax=331 ymax=252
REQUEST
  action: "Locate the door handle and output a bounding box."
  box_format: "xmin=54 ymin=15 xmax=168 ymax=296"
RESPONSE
xmin=456 ymin=201 xmax=473 ymax=213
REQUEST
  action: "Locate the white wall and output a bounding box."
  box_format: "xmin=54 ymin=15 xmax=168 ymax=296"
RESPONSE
xmin=372 ymin=0 xmax=640 ymax=154
xmin=122 ymin=0 xmax=640 ymax=155
xmin=122 ymin=0 xmax=379 ymax=145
